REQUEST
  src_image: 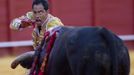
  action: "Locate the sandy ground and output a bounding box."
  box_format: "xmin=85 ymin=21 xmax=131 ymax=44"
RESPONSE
xmin=0 ymin=51 xmax=134 ymax=75
xmin=0 ymin=56 xmax=26 ymax=75
xmin=130 ymin=51 xmax=134 ymax=75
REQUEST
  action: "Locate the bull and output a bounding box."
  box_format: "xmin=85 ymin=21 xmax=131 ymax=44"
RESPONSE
xmin=11 ymin=26 xmax=130 ymax=75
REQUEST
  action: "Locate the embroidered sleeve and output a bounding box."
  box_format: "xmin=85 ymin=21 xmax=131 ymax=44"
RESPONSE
xmin=10 ymin=11 xmax=34 ymax=30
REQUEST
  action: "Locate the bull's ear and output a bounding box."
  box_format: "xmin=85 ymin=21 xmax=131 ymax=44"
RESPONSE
xmin=11 ymin=51 xmax=35 ymax=69
xmin=20 ymin=57 xmax=33 ymax=69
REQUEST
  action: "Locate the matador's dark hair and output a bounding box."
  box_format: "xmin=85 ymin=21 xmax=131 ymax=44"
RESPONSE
xmin=32 ymin=0 xmax=49 ymax=11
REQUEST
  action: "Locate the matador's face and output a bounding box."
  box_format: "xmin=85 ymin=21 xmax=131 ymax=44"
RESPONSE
xmin=32 ymin=3 xmax=48 ymax=26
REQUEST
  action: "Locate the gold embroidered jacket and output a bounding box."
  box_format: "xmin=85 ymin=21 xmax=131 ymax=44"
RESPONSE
xmin=10 ymin=12 xmax=64 ymax=49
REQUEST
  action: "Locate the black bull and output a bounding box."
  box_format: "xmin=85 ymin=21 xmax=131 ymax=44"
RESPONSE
xmin=46 ymin=26 xmax=130 ymax=75
xmin=47 ymin=27 xmax=130 ymax=75
xmin=11 ymin=26 xmax=130 ymax=75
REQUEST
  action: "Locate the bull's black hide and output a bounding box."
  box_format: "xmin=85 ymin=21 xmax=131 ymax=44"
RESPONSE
xmin=11 ymin=26 xmax=130 ymax=75
xmin=46 ymin=26 xmax=130 ymax=75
